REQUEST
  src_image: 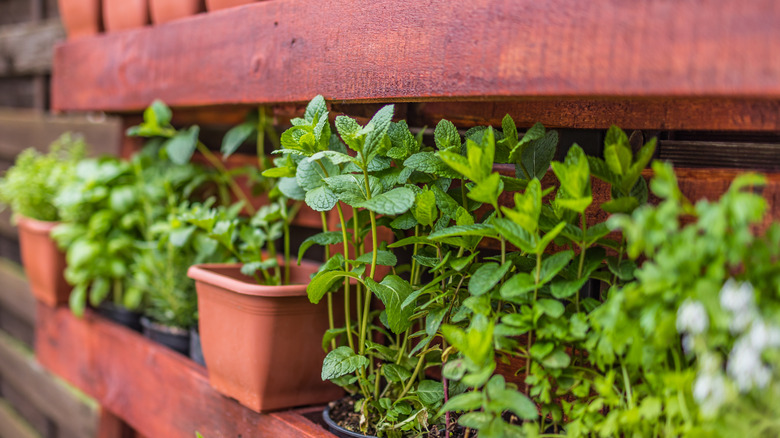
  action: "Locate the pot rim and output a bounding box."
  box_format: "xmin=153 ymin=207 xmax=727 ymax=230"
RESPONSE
xmin=187 ymin=262 xmax=320 ymax=298
xmin=16 ymin=215 xmax=60 ymax=233
xmin=322 ymin=406 xmax=378 ymax=438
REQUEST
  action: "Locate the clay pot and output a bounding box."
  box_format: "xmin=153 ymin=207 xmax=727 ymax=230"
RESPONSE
xmin=141 ymin=317 xmax=190 ymax=355
xmin=58 ymin=0 xmax=102 ymax=39
xmin=205 ymin=0 xmax=256 ymax=12
xmin=17 ymin=217 xmax=71 ymax=307
xmin=96 ymin=302 xmax=143 ymax=332
xmin=103 ymin=0 xmax=149 ymax=32
xmin=149 ymin=0 xmax=204 ymax=24
xmin=188 ymin=261 xmax=343 ymax=412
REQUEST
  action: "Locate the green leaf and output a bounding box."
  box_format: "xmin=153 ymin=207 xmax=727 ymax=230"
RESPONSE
xmin=69 ymin=284 xmax=87 ymax=317
xmin=221 ymin=121 xmax=255 ymax=159
xmin=469 ymin=262 xmax=512 ymax=296
xmin=383 ymin=364 xmax=412 ymax=382
xmin=536 ymin=299 xmax=565 ymax=318
xmin=366 ymin=275 xmax=414 ymax=334
xmin=468 ymin=172 xmax=503 ymax=207
xmin=458 ymin=412 xmax=492 ymax=430
xmin=491 ymin=389 xmax=538 ymax=420
xmin=434 ymin=119 xmax=461 ymax=151
xmin=321 ymin=346 xmax=369 ymax=380
xmin=305 ymin=185 xmax=338 ymax=212
xmin=165 ymin=126 xmax=200 ymax=165
xmin=277 ymin=177 xmax=306 ymax=200
xmin=492 ymin=218 xmax=536 ymax=254
xmin=307 ymin=270 xmax=360 ymax=304
xmin=364 ymin=104 xmax=394 ymax=159
xmin=416 ymin=380 xmax=445 ymax=404
xmin=604 ymin=139 xmax=632 ymax=177
xmin=540 ymin=250 xmax=573 ymax=284
xmin=499 ymin=272 xmax=536 ymax=301
xmin=354 ymin=250 xmax=398 ymax=266
xmin=305 ymin=95 xmax=328 ymax=122
xmin=89 ymin=277 xmax=110 ymax=307
xmin=298 ymin=231 xmax=343 ymax=263
xmin=404 ymin=152 xmax=460 ymax=178
xmin=335 ymin=116 xmax=362 ymax=152
xmin=413 ymin=189 xmax=438 ymax=227
xmin=541 ymin=348 xmax=571 ymax=369
xmin=358 ymin=187 xmax=415 ymax=215
xmin=439 ymin=391 xmax=484 ymax=414
xmin=601 ymin=197 xmax=639 ymax=214
xmin=530 ymin=342 xmax=555 ymax=360
xmin=148 ymin=99 xmax=172 ymax=126
xmin=438 ymin=149 xmax=473 ymax=180
xmin=429 ymin=224 xmax=497 ymax=240
xmin=296 ymin=156 xmax=338 ymax=191
xmin=550 ymin=277 xmax=588 ymax=299
xmin=501 ymin=178 xmax=541 ymax=234
xmin=519 ymin=130 xmax=557 ymax=179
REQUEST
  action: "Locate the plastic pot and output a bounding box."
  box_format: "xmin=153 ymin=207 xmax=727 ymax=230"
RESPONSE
xmin=96 ymin=302 xmax=142 ymax=332
xmin=58 ymin=0 xmax=102 ymax=38
xmin=16 ymin=216 xmax=71 ymax=307
xmin=188 ymin=261 xmax=343 ymax=412
xmin=205 ymin=0 xmax=256 ymax=12
xmin=149 ymin=0 xmax=204 ymax=24
xmin=323 ymin=406 xmax=378 ymax=438
xmin=103 ymin=0 xmax=149 ymax=32
xmin=189 ymin=326 xmax=206 ymax=366
xmin=141 ymin=317 xmax=190 ymax=355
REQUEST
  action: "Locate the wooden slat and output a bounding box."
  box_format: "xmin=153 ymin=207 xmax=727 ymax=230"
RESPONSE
xmin=413 ymin=98 xmax=780 ymax=131
xmin=0 ymin=331 xmax=97 ymax=438
xmin=52 ymin=0 xmax=780 ymax=113
xmin=0 ymin=109 xmax=122 ymax=161
xmin=0 ymin=260 xmax=35 ymax=327
xmin=0 ymin=398 xmax=39 ymax=438
xmin=659 ymin=140 xmax=780 ymax=171
xmin=35 ymin=304 xmax=336 ymax=438
xmin=0 ymin=19 xmax=63 ymax=76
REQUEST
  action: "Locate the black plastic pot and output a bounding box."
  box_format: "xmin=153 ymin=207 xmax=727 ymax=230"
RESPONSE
xmin=96 ymin=302 xmax=142 ymax=332
xmin=189 ymin=326 xmax=206 ymax=366
xmin=323 ymin=407 xmax=378 ymax=438
xmin=140 ymin=317 xmax=190 ymax=356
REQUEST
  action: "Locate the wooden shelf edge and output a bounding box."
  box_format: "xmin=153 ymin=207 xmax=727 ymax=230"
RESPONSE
xmin=52 ymin=0 xmax=780 ymax=114
xmin=34 ymin=304 xmax=335 ymax=438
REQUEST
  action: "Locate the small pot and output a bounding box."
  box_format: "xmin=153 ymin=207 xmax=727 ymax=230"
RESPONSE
xmin=96 ymin=302 xmax=142 ymax=332
xmin=149 ymin=0 xmax=204 ymax=24
xmin=189 ymin=326 xmax=206 ymax=366
xmin=58 ymin=0 xmax=102 ymax=38
xmin=103 ymin=0 xmax=149 ymax=32
xmin=16 ymin=216 xmax=71 ymax=307
xmin=323 ymin=406 xmax=377 ymax=438
xmin=204 ymin=0 xmax=256 ymax=12
xmin=141 ymin=317 xmax=190 ymax=355
xmin=188 ymin=261 xmax=344 ymax=412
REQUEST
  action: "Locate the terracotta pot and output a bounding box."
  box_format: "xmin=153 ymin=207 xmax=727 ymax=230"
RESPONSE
xmin=149 ymin=0 xmax=204 ymax=24
xmin=102 ymin=0 xmax=149 ymax=32
xmin=17 ymin=217 xmax=71 ymax=307
xmin=205 ymin=0 xmax=256 ymax=12
xmin=58 ymin=0 xmax=102 ymax=39
xmin=189 ymin=261 xmax=344 ymax=412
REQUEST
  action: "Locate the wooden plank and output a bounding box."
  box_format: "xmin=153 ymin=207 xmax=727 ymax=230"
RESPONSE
xmin=413 ymin=98 xmax=780 ymax=131
xmin=0 ymin=19 xmax=64 ymax=76
xmin=52 ymin=0 xmax=780 ymax=113
xmin=659 ymin=140 xmax=780 ymax=171
xmin=0 ymin=260 xmax=35 ymax=327
xmin=0 ymin=398 xmax=39 ymax=438
xmin=0 ymin=109 xmax=122 ymax=161
xmin=35 ymin=304 xmax=336 ymax=438
xmin=0 ymin=383 xmax=50 ymax=437
xmin=0 ymin=331 xmax=97 ymax=438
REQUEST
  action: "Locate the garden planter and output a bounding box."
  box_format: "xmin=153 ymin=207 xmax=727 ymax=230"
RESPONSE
xmin=205 ymin=0 xmax=256 ymax=11
xmin=189 ymin=326 xmax=206 ymax=366
xmin=149 ymin=0 xmax=204 ymax=24
xmin=323 ymin=406 xmax=378 ymax=438
xmin=58 ymin=0 xmax=102 ymax=38
xmin=96 ymin=302 xmax=142 ymax=332
xmin=188 ymin=261 xmax=343 ymax=412
xmin=141 ymin=317 xmax=190 ymax=355
xmin=16 ymin=216 xmax=71 ymax=307
xmin=102 ymin=0 xmax=149 ymax=32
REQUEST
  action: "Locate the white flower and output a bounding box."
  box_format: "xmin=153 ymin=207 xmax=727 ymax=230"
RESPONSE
xmin=720 ymin=279 xmax=758 ymax=333
xmin=677 ymin=299 xmax=709 ymax=335
xmin=727 ymin=337 xmax=772 ymax=391
xmin=693 ymin=371 xmax=727 ymax=416
xmin=747 ymin=320 xmax=780 ymax=350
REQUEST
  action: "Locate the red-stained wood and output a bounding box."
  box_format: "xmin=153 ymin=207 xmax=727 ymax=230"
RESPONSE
xmin=35 ymin=304 xmax=336 ymax=438
xmin=52 ymin=0 xmax=780 ymax=114
xmin=414 ymin=98 xmax=780 ymax=131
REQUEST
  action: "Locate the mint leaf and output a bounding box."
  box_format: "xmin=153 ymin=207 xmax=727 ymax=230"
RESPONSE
xmin=413 ymin=189 xmax=437 ymax=227
xmin=299 ymin=231 xmax=344 ymax=263
xmin=519 ymin=130 xmax=557 ymax=180
xmin=366 ymin=275 xmax=414 ymax=334
xmin=434 ymin=119 xmax=460 ymax=151
xmin=321 ymin=346 xmax=369 ymax=380
xmin=358 ymin=187 xmax=414 ymax=215
xmin=221 ymin=121 xmax=254 ymax=159
xmin=305 ymin=185 xmax=338 ymax=212
xmin=307 ymin=270 xmax=359 ymax=304
xmin=164 ymin=126 xmax=199 ymax=165
xmin=304 ymin=95 xmax=327 ymax=122
xmin=469 ymin=262 xmax=512 ymax=296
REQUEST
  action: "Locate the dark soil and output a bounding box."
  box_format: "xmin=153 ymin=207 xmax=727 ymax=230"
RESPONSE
xmin=327 ymin=397 xmax=470 ymax=438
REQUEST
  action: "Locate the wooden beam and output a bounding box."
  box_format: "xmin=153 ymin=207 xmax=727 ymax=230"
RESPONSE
xmin=35 ymin=304 xmax=335 ymax=438
xmin=0 ymin=331 xmax=97 ymax=438
xmin=0 ymin=19 xmax=63 ymax=76
xmin=0 ymin=398 xmax=39 ymax=438
xmin=0 ymin=260 xmax=36 ymax=327
xmin=52 ymin=0 xmax=780 ymax=113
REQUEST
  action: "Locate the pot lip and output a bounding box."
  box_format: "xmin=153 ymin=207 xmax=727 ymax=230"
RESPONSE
xmin=322 ymin=406 xmax=378 ymax=438
xmin=140 ymin=316 xmax=190 ymax=336
xmin=187 ymin=262 xmax=320 ymax=298
xmin=16 ymin=215 xmax=60 ymax=233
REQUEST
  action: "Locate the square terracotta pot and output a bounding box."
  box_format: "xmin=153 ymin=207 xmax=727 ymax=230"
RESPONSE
xmin=16 ymin=216 xmax=71 ymax=307
xmin=188 ymin=261 xmax=344 ymax=412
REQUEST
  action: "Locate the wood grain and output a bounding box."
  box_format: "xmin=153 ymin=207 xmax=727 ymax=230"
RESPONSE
xmin=52 ymin=0 xmax=780 ymax=113
xmin=0 ymin=19 xmax=63 ymax=76
xmin=35 ymin=304 xmax=336 ymax=438
xmin=0 ymin=260 xmax=36 ymax=327
xmin=0 ymin=398 xmax=38 ymax=438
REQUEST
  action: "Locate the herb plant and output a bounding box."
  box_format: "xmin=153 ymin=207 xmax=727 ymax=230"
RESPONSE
xmin=0 ymin=134 xmax=86 ymax=221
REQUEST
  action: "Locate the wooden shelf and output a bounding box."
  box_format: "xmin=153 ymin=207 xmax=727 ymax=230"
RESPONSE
xmin=35 ymin=304 xmax=336 ymax=438
xmin=52 ymin=0 xmax=780 ymax=123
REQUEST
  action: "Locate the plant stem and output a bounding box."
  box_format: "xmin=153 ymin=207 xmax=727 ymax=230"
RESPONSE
xmin=336 ymin=204 xmax=355 ymax=351
xmin=398 ymin=352 xmax=427 ymax=400
xmin=256 ymin=107 xmax=266 ymax=172
xmin=196 ymin=141 xmax=256 ymax=215
xmin=321 ymin=211 xmax=336 ymax=351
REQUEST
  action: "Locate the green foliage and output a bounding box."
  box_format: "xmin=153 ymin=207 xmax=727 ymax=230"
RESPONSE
xmin=0 ymin=134 xmax=86 ymax=221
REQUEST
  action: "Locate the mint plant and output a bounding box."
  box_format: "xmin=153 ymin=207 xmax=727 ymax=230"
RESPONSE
xmin=0 ymin=134 xmax=85 ymax=221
